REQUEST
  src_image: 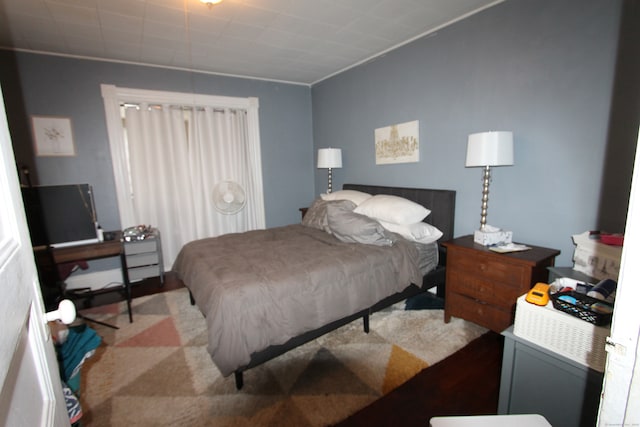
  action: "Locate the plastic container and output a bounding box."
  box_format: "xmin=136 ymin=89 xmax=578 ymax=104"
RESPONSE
xmin=550 ymin=290 xmax=613 ymax=326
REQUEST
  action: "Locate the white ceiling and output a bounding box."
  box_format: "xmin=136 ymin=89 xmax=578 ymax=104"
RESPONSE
xmin=0 ymin=0 xmax=503 ymax=85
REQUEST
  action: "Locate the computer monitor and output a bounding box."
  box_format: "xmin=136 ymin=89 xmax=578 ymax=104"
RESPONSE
xmin=22 ymin=184 xmax=99 ymax=248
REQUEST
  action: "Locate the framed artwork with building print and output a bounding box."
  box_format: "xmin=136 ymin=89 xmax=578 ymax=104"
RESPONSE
xmin=32 ymin=115 xmax=76 ymax=157
xmin=374 ymin=120 xmax=419 ymax=165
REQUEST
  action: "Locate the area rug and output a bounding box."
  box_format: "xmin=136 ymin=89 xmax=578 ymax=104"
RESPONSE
xmin=77 ymin=288 xmax=487 ymax=426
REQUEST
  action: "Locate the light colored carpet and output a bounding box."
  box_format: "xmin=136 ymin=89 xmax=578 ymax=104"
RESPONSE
xmin=77 ymin=288 xmax=486 ymax=426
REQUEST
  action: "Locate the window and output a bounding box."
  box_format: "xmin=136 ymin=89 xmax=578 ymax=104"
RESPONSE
xmin=101 ymin=85 xmax=265 ymax=267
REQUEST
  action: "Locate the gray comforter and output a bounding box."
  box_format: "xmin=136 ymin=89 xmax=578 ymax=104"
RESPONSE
xmin=172 ymin=224 xmax=423 ymax=376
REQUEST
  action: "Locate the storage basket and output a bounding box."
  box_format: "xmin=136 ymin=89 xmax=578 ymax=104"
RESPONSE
xmin=550 ymin=291 xmax=613 ymax=326
xmin=513 ymin=294 xmax=610 ymax=372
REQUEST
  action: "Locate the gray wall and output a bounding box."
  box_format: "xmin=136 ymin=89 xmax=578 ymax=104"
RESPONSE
xmin=1 ymin=52 xmax=314 ymax=232
xmin=312 ymin=0 xmax=631 ymax=266
xmin=2 ymin=0 xmax=636 ymax=272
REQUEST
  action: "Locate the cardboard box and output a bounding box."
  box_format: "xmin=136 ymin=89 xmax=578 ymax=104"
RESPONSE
xmin=572 ymin=232 xmax=622 ymax=281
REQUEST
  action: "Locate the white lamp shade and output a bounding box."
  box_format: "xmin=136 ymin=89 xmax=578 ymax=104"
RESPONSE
xmin=465 ymin=131 xmax=514 ymax=167
xmin=317 ymin=148 xmax=342 ymax=168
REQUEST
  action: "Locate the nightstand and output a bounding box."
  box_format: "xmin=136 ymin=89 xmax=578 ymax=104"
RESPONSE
xmin=547 ymin=266 xmax=597 ymax=284
xmin=123 ymin=228 xmax=164 ymax=285
xmin=498 ymin=327 xmax=603 ymax=427
xmin=442 ymin=235 xmax=560 ymax=332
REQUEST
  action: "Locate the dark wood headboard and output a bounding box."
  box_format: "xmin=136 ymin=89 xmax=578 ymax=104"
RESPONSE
xmin=342 ymin=183 xmax=456 ymax=243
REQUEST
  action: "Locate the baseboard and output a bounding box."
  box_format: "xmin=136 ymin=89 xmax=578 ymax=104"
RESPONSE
xmin=64 ymin=268 xmax=124 ymax=291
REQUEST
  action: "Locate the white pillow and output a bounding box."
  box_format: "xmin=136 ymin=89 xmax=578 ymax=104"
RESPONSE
xmin=379 ymin=220 xmax=443 ymax=244
xmin=354 ymin=194 xmax=430 ymax=225
xmin=320 ymin=190 xmax=371 ymax=206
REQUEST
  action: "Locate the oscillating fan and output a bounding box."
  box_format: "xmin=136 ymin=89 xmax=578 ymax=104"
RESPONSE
xmin=212 ymin=181 xmax=246 ymax=214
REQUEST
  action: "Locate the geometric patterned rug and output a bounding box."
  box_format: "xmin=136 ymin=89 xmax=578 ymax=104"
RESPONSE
xmin=77 ymin=288 xmax=486 ymax=426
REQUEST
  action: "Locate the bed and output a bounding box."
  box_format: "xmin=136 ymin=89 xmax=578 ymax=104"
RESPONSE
xmin=172 ymin=183 xmax=456 ymax=389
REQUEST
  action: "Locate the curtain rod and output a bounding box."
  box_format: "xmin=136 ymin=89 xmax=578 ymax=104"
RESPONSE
xmin=120 ymin=103 xmax=244 ymax=114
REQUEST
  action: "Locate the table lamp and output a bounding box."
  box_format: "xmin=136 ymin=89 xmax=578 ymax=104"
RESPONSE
xmin=317 ymin=148 xmax=342 ymax=193
xmin=465 ymin=131 xmax=514 ymax=245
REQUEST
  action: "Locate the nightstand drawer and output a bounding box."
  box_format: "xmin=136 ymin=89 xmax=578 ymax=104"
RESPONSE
xmin=447 ymin=292 xmax=513 ymax=333
xmin=126 ymin=252 xmax=159 ymax=268
xmin=448 ymin=271 xmax=524 ymax=308
xmin=124 ymin=240 xmax=157 ymax=255
xmin=449 ymin=253 xmax=527 ymax=286
xmin=128 ymin=265 xmax=161 ymax=282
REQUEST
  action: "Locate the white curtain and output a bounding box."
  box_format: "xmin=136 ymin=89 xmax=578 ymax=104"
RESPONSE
xmin=102 ymin=85 xmax=265 ymax=269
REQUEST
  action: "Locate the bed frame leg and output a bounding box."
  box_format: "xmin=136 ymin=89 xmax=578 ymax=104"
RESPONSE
xmin=234 ymin=371 xmax=244 ymax=390
xmin=363 ymin=313 xmax=369 ymax=333
xmin=189 ymin=291 xmax=195 ymax=305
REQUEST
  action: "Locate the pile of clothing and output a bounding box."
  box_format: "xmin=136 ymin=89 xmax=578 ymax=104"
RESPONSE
xmin=52 ymin=321 xmax=101 ymax=425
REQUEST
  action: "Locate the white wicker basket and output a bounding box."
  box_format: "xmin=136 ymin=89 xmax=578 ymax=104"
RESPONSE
xmin=513 ymin=294 xmax=610 ymax=372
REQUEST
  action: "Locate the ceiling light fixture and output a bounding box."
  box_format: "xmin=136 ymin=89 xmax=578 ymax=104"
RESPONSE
xmin=200 ymin=0 xmax=223 ymax=8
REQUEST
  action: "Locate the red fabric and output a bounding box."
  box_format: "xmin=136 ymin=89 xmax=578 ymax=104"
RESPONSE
xmin=57 ymin=261 xmax=89 ymax=280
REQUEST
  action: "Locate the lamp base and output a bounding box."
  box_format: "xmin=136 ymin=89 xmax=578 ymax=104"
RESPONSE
xmin=474 ymin=228 xmax=513 ymax=246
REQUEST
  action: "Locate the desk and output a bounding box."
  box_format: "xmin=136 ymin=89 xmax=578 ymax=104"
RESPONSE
xmin=51 ymin=235 xmax=123 ymax=264
xmin=49 ymin=231 xmax=133 ymax=322
xmin=431 ymin=414 xmax=551 ymax=427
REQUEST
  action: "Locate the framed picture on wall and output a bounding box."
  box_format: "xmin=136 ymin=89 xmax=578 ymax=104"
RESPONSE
xmin=31 ymin=116 xmax=76 ymax=157
xmin=375 ymin=120 xmax=419 ymax=165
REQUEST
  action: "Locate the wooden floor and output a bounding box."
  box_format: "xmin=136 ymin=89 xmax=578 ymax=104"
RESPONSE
xmin=84 ymin=273 xmax=505 ymax=426
xmin=336 ymin=331 xmax=504 ymax=426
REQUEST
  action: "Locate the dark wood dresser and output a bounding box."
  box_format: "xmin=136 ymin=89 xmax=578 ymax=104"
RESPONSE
xmin=442 ymin=235 xmax=560 ymax=332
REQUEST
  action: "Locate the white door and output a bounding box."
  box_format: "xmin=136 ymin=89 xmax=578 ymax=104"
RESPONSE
xmin=597 ymin=127 xmax=640 ymax=425
xmin=0 ymin=86 xmax=69 ymax=425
